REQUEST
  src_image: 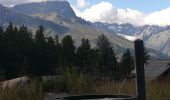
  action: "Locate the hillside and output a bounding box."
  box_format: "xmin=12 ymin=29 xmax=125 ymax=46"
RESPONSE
xmin=93 ymin=22 xmax=170 ymax=57
xmin=0 ymin=4 xmax=68 ymax=35
xmin=11 ymin=1 xmax=133 ymax=49
xmin=0 ymin=1 xmax=169 ymax=59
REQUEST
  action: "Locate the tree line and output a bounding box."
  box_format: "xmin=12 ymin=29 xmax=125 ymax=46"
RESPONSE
xmin=0 ymin=23 xmax=136 ymax=81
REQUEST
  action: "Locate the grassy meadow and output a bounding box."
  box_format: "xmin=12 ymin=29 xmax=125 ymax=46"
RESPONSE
xmin=0 ymin=71 xmax=169 ymax=100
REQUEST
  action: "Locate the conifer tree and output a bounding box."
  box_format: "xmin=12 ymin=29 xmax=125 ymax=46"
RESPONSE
xmin=0 ymin=26 xmax=3 ymax=48
xmin=54 ymin=35 xmax=62 ymax=67
xmin=4 ymin=23 xmax=19 ymax=78
xmin=120 ymin=49 xmax=135 ymax=79
xmin=76 ymin=38 xmax=91 ymax=73
xmin=17 ymin=26 xmax=34 ymax=76
xmin=61 ymin=35 xmax=75 ymax=67
xmin=34 ymin=26 xmax=48 ymax=75
xmin=46 ymin=36 xmax=57 ymax=73
xmin=0 ymin=27 xmax=3 ymax=33
xmin=96 ymin=34 xmax=119 ymax=80
xmin=5 ymin=22 xmax=14 ymax=34
xmin=0 ymin=26 xmax=5 ymax=80
xmin=35 ymin=26 xmax=46 ymax=47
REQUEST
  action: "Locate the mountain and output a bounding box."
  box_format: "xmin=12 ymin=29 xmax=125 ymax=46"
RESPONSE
xmin=13 ymin=1 xmax=89 ymax=25
xmin=93 ymin=22 xmax=170 ymax=40
xmin=93 ymin=22 xmax=170 ymax=57
xmin=13 ymin=1 xmax=76 ymax=19
xmin=146 ymin=30 xmax=170 ymax=56
xmin=93 ymin=22 xmax=141 ymax=36
xmin=117 ymin=34 xmax=136 ymax=41
xmin=0 ymin=4 xmax=69 ymax=34
xmin=11 ymin=1 xmax=133 ymax=49
xmin=0 ymin=1 xmax=169 ymax=59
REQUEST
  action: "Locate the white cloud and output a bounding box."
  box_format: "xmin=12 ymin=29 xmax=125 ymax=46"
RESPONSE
xmin=76 ymin=0 xmax=89 ymax=9
xmin=144 ymin=7 xmax=170 ymax=26
xmin=76 ymin=2 xmax=118 ymax=23
xmin=117 ymin=8 xmax=145 ymax=25
xmin=73 ymin=1 xmax=170 ymax=26
xmin=72 ymin=5 xmax=81 ymax=15
xmin=74 ymin=1 xmax=145 ymax=26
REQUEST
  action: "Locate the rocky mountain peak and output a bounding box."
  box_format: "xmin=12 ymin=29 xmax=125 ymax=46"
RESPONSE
xmin=13 ymin=1 xmax=77 ymax=19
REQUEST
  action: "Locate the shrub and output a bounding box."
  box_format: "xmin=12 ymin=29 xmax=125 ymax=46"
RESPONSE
xmin=42 ymin=67 xmax=94 ymax=94
xmin=61 ymin=68 xmax=94 ymax=94
xmin=42 ymin=79 xmax=66 ymax=93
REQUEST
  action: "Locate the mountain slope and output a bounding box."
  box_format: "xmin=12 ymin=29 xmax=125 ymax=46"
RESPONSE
xmin=146 ymin=30 xmax=170 ymax=56
xmin=0 ymin=4 xmax=69 ymax=34
xmin=93 ymin=22 xmax=170 ymax=57
xmin=13 ymin=1 xmax=76 ymax=20
xmin=0 ymin=2 xmax=168 ymax=59
xmin=13 ymin=1 xmax=89 ymax=25
xmin=11 ymin=1 xmax=133 ymax=49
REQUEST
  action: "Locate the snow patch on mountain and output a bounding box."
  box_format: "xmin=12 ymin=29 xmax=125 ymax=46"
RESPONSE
xmin=117 ymin=34 xmax=137 ymax=41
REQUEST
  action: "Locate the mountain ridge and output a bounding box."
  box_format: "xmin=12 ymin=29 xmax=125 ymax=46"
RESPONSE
xmin=13 ymin=1 xmax=76 ymax=19
xmin=93 ymin=22 xmax=170 ymax=57
xmin=0 ymin=1 xmax=169 ymax=59
xmin=0 ymin=3 xmax=69 ymax=34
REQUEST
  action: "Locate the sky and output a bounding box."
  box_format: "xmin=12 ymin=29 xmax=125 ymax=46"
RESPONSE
xmin=69 ymin=0 xmax=170 ymax=13
xmin=0 ymin=0 xmax=170 ymax=26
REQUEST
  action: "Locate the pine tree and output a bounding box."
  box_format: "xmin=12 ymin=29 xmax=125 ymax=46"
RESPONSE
xmin=54 ymin=35 xmax=60 ymax=46
xmin=5 ymin=22 xmax=14 ymax=34
xmin=96 ymin=34 xmax=119 ymax=80
xmin=76 ymin=38 xmax=91 ymax=73
xmin=88 ymin=49 xmax=100 ymax=75
xmin=0 ymin=27 xmax=3 ymax=33
xmin=34 ymin=26 xmax=48 ymax=76
xmin=4 ymin=23 xmax=19 ymax=78
xmin=120 ymin=49 xmax=135 ymax=79
xmin=61 ymin=35 xmax=75 ymax=67
xmin=54 ymin=35 xmax=62 ymax=67
xmin=35 ymin=26 xmax=46 ymax=47
xmin=0 ymin=26 xmax=5 ymax=81
xmin=46 ymin=36 xmax=57 ymax=74
xmin=18 ymin=25 xmax=34 ymax=76
xmin=0 ymin=26 xmax=3 ymax=48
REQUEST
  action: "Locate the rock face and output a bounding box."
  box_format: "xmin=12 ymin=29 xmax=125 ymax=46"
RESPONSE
xmin=0 ymin=76 xmax=30 ymax=90
xmin=0 ymin=4 xmax=69 ymax=34
xmin=12 ymin=1 xmax=89 ymax=25
xmin=13 ymin=1 xmax=77 ymax=20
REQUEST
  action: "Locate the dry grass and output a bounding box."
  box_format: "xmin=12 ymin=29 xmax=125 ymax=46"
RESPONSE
xmin=0 ymin=77 xmax=169 ymax=100
xmin=146 ymin=79 xmax=170 ymax=100
xmin=93 ymin=80 xmax=136 ymax=96
xmin=92 ymin=79 xmax=170 ymax=100
xmin=0 ymin=80 xmax=44 ymax=100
